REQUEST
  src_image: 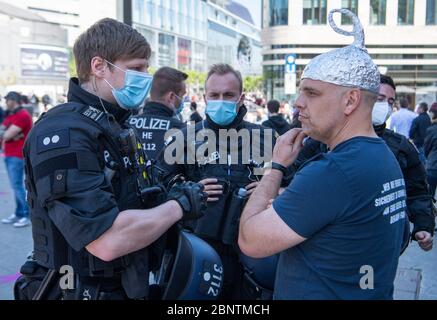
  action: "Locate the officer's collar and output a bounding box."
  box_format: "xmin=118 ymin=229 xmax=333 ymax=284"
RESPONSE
xmin=205 ymin=105 xmax=248 ymax=130
xmin=67 ymin=78 xmax=131 ymax=123
xmin=144 ymin=101 xmax=175 ymax=117
xmin=373 ymin=123 xmax=386 ymax=137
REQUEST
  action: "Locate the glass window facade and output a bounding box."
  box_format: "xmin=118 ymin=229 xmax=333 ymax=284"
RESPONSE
xmin=207 ymin=22 xmax=234 ymax=66
xmin=177 ymin=37 xmax=192 ymax=70
xmin=132 ymin=0 xmax=259 ymax=74
xmin=426 ymin=0 xmax=437 ymax=25
xmin=207 ymin=20 xmax=262 ymax=76
xmin=341 ymin=0 xmax=358 ymax=25
xmin=158 ymin=2 xmax=164 ymax=28
xmin=370 ymin=0 xmax=386 ymax=25
xmin=268 ymin=0 xmax=288 ymax=26
xmin=158 ymin=33 xmax=175 ymax=67
xmin=193 ymin=42 xmax=206 ymax=72
xmin=303 ymin=0 xmax=327 ymax=25
xmin=168 ymin=8 xmax=175 ymax=31
xmin=147 ymin=0 xmax=155 ymax=26
xmin=264 ymin=64 xmax=305 ymax=101
xmin=398 ymin=0 xmax=415 ymax=25
xmin=134 ymin=25 xmax=157 ymax=66
xmin=133 ymin=0 xmax=143 ymax=25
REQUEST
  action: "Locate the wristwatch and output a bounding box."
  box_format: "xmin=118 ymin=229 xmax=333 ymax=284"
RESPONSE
xmin=271 ymin=162 xmax=288 ymax=176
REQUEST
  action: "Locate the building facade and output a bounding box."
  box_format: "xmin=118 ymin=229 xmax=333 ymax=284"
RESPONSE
xmin=0 ymin=0 xmax=117 ymax=47
xmin=207 ymin=0 xmax=262 ymax=76
xmin=262 ymin=0 xmax=437 ymax=103
xmin=131 ymin=0 xmax=262 ymax=75
xmin=0 ymin=2 xmax=69 ymax=100
xmin=132 ymin=0 xmax=209 ymax=72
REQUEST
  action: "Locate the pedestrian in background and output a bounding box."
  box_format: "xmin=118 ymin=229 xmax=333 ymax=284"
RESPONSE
xmin=0 ymin=91 xmax=33 ymax=227
xmin=262 ymin=99 xmax=292 ymax=136
xmin=410 ymin=102 xmax=432 ymax=163
xmin=390 ymin=97 xmax=417 ymax=138
xmin=190 ymin=101 xmax=203 ymax=124
xmin=0 ymin=97 xmax=4 ymax=125
xmin=424 ymin=103 xmax=437 ymax=201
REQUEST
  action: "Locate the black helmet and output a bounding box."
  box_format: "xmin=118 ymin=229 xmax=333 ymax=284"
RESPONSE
xmin=162 ymin=230 xmax=224 ymax=300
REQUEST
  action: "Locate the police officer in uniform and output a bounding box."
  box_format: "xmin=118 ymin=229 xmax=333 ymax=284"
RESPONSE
xmin=128 ymin=67 xmax=188 ymax=160
xmin=17 ymin=18 xmax=208 ymax=300
xmin=156 ymin=64 xmax=276 ymax=299
xmin=290 ymin=75 xmax=435 ymax=252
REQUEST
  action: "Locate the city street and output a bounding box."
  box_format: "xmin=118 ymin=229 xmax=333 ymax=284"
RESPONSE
xmin=0 ymin=154 xmax=436 ymax=300
xmin=0 ymin=154 xmax=33 ymax=300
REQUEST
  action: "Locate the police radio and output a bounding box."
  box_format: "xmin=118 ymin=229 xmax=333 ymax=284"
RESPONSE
xmin=118 ymin=129 xmax=165 ymax=207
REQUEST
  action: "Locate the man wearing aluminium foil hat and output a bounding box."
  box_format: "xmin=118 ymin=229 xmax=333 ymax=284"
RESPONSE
xmin=238 ymin=9 xmax=406 ymax=300
xmin=288 ymin=74 xmax=435 ymax=253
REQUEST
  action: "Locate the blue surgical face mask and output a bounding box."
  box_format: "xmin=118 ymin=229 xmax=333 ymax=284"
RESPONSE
xmin=173 ymin=93 xmax=188 ymax=115
xmin=206 ymin=97 xmax=241 ymax=126
xmin=104 ymin=60 xmax=152 ymax=110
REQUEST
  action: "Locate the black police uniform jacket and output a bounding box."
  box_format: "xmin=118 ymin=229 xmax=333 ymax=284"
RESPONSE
xmin=127 ymin=101 xmax=186 ymax=160
xmin=290 ymin=125 xmax=435 ymax=238
xmin=425 ymin=122 xmax=437 ymax=174
xmin=23 ymin=78 xmax=151 ymax=299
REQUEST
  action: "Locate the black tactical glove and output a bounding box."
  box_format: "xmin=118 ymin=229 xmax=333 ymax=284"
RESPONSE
xmin=167 ymin=182 xmax=208 ymax=221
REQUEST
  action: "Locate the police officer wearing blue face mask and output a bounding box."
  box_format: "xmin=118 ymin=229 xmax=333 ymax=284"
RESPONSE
xmin=156 ymin=63 xmax=277 ymax=300
xmin=16 ymin=19 xmax=210 ymax=300
xmin=128 ymin=67 xmax=188 ymax=160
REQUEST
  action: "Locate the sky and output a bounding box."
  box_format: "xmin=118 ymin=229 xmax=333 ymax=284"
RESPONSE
xmin=236 ymin=0 xmax=262 ymax=28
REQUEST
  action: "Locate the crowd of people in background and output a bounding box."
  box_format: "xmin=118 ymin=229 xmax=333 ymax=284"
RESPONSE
xmin=0 ymin=93 xmax=58 ymax=124
xmin=0 ymin=91 xmax=33 ymax=228
xmin=2 ymin=86 xmax=437 ymax=204
xmin=0 ymin=91 xmax=67 ymax=229
xmin=4 ymin=88 xmax=435 ymax=230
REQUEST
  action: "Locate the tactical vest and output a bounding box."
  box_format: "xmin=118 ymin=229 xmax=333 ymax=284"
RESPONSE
xmin=185 ymin=120 xmax=266 ymax=241
xmin=24 ymin=102 xmax=152 ymax=299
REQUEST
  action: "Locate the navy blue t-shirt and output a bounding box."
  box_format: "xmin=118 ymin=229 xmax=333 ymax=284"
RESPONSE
xmin=273 ymin=137 xmax=406 ymax=300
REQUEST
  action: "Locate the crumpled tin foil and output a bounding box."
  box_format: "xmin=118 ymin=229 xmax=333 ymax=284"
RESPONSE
xmin=301 ymin=9 xmax=380 ymax=94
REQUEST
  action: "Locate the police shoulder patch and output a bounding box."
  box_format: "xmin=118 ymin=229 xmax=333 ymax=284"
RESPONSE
xmin=37 ymin=129 xmax=70 ymax=154
xmin=82 ymin=106 xmax=104 ymax=122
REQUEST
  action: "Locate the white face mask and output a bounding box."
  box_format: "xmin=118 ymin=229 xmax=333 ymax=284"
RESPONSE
xmin=372 ymin=101 xmax=392 ymax=126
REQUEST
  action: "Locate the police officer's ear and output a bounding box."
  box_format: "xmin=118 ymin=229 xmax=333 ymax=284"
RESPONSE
xmin=237 ymin=93 xmax=246 ymax=110
xmin=165 ymin=91 xmax=177 ymax=106
xmin=90 ymin=56 xmax=108 ymax=79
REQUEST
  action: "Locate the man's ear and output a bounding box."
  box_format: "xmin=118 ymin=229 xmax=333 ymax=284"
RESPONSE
xmin=162 ymin=91 xmax=174 ymax=106
xmin=90 ymin=56 xmax=107 ymax=79
xmin=344 ymin=89 xmax=361 ymax=116
xmin=238 ymin=93 xmax=246 ymax=109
